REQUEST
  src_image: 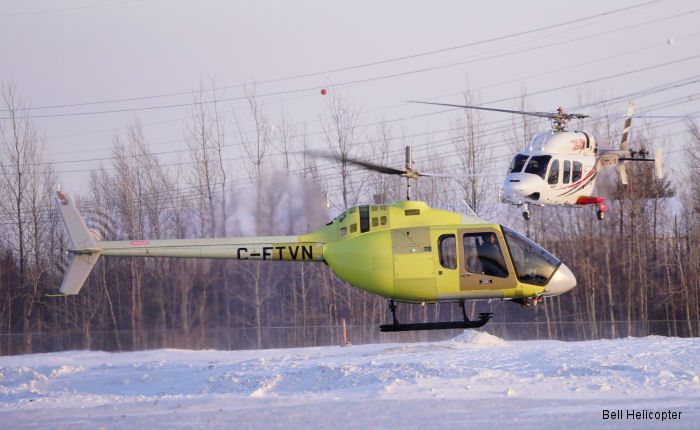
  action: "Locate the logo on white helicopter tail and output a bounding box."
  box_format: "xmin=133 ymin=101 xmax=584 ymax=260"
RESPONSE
xmin=570 ymin=138 xmax=585 ymax=151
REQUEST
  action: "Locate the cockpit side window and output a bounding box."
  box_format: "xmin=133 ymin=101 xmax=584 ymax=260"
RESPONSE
xmin=508 ymin=154 xmax=529 ymax=174
xmin=547 ymin=159 xmax=559 ymax=184
xmin=463 ymin=233 xmax=508 ymax=278
xmin=501 ymin=225 xmax=560 ymax=286
xmin=438 ymin=234 xmax=457 ymax=270
xmin=524 ymin=155 xmax=552 ymax=180
xmin=563 ymin=160 xmax=571 ymax=184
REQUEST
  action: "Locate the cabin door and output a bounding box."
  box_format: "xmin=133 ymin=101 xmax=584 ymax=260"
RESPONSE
xmin=457 ymin=227 xmax=516 ymax=291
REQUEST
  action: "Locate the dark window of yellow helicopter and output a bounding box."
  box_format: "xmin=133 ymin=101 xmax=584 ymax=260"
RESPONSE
xmin=359 ymin=205 xmax=370 ymax=233
xmin=463 ymin=233 xmax=508 ymax=278
xmin=572 ymin=161 xmax=583 ymax=182
xmin=438 ymin=234 xmax=457 ymax=269
xmin=405 ymin=209 xmax=420 ymax=216
xmin=563 ymin=160 xmax=571 ymax=184
xmin=372 ymin=217 xmax=379 ymax=227
xmin=380 ymin=216 xmax=387 ymax=225
xmin=350 ymin=224 xmax=357 ymax=233
xmin=547 ymin=159 xmax=560 ymax=184
xmin=340 ymin=227 xmax=347 ymax=237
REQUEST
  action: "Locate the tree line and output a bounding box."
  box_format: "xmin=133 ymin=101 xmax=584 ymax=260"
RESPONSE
xmin=0 ymin=82 xmax=698 ymax=355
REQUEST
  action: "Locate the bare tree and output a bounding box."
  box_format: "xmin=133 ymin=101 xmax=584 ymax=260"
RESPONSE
xmin=184 ymin=80 xmax=231 ymax=346
xmin=320 ymin=90 xmax=361 ymax=209
xmin=235 ymin=84 xmax=276 ymax=348
xmin=0 ymin=83 xmax=54 ymax=351
xmin=368 ymin=120 xmax=401 ymax=204
xmin=0 ymin=84 xmax=36 ymax=288
xmin=451 ymin=87 xmax=491 ymax=215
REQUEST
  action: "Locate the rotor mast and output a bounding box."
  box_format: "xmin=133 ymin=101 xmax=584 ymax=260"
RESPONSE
xmin=312 ymin=144 xmax=454 ymax=202
xmin=406 ymin=146 xmax=412 ymax=201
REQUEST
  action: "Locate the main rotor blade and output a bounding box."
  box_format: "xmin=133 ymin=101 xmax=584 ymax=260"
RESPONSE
xmin=418 ymin=171 xmax=477 ymax=178
xmin=410 ymin=101 xmax=700 ymax=120
xmin=590 ymin=114 xmax=700 ymax=119
xmin=343 ymin=157 xmax=406 ymax=175
xmin=309 ymin=151 xmax=406 ymax=175
xmin=407 ymin=101 xmax=556 ymax=119
xmin=308 ymin=150 xmax=476 ymax=179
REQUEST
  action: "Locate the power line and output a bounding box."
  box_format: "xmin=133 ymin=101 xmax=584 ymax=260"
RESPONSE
xmin=38 ymin=29 xmax=700 ymax=153
xmin=0 ymin=0 xmax=144 ymax=18
xmin=8 ymin=14 xmax=698 ymax=121
xmin=34 ymin=79 xmax=700 ymax=172
xmin=8 ymin=1 xmax=660 ymax=113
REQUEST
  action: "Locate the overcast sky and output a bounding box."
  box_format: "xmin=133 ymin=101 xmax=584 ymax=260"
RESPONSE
xmin=1 ymin=0 xmax=698 ymax=196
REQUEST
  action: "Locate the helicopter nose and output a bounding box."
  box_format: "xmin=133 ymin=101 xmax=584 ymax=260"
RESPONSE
xmin=502 ymin=174 xmax=540 ymax=201
xmin=543 ymin=263 xmax=577 ymax=296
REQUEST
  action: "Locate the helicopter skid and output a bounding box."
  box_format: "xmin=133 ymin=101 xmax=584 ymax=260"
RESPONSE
xmin=380 ymin=299 xmax=492 ymax=332
xmin=380 ymin=313 xmax=492 ymax=332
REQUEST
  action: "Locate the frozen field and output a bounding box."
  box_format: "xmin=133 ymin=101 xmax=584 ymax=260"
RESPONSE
xmin=0 ymin=331 xmax=698 ymax=429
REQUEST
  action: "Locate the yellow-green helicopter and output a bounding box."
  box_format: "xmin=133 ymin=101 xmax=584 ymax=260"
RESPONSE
xmin=55 ymin=148 xmax=576 ymax=332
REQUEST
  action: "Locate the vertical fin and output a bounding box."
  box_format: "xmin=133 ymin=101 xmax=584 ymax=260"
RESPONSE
xmin=620 ymin=165 xmax=628 ymax=185
xmin=55 ymin=190 xmax=101 ymax=295
xmin=619 ymin=100 xmax=634 ymax=185
xmin=620 ymin=100 xmax=634 ymax=150
xmin=655 ymin=148 xmax=663 ymax=179
xmin=56 ymin=190 xmax=97 ymax=250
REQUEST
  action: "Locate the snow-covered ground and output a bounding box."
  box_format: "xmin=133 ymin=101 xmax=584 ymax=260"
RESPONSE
xmin=1 ymin=332 xmax=698 ymax=429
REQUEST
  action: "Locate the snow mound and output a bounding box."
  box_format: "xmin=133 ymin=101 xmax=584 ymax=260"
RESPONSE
xmin=1 ymin=336 xmax=698 ymax=428
xmin=449 ymin=330 xmax=509 ymax=347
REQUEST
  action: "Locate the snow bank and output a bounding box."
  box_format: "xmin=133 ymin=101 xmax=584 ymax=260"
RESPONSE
xmin=0 ymin=336 xmax=698 ymax=429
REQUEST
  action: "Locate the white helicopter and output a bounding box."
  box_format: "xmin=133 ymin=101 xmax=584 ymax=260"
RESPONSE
xmin=414 ymin=100 xmax=666 ymax=220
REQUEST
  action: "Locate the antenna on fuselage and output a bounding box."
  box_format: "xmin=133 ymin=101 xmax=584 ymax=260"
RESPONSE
xmin=405 ymin=146 xmax=413 ymax=201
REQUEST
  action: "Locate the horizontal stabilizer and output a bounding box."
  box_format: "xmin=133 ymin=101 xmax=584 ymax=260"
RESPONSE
xmin=575 ymin=196 xmax=606 ymax=206
xmin=60 ymin=252 xmax=101 ymax=294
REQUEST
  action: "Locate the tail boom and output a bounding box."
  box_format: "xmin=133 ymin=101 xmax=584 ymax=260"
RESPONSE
xmin=56 ymin=190 xmax=326 ymax=295
xmin=98 ymin=237 xmax=324 ymax=261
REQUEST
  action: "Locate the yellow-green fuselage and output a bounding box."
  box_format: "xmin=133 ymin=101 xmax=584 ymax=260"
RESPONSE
xmin=92 ymin=200 xmax=547 ymax=302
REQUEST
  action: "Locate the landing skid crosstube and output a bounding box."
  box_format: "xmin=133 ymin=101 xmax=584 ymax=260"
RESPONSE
xmin=379 ymin=299 xmax=493 ymax=332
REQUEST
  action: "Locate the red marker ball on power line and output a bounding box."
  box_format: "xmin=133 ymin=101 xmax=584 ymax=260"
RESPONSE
xmin=321 ymin=89 xmax=327 ymax=95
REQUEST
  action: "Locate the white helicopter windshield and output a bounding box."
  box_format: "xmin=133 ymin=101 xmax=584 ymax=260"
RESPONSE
xmin=523 ymin=155 xmax=551 ymax=180
xmin=501 ymin=225 xmax=560 ymax=286
xmin=508 ymin=154 xmax=529 ymax=173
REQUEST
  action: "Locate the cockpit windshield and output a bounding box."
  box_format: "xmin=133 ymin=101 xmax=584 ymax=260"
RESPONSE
xmin=524 ymin=155 xmax=552 ymax=179
xmin=508 ymin=154 xmax=529 ymax=174
xmin=501 ymin=225 xmax=560 ymax=286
